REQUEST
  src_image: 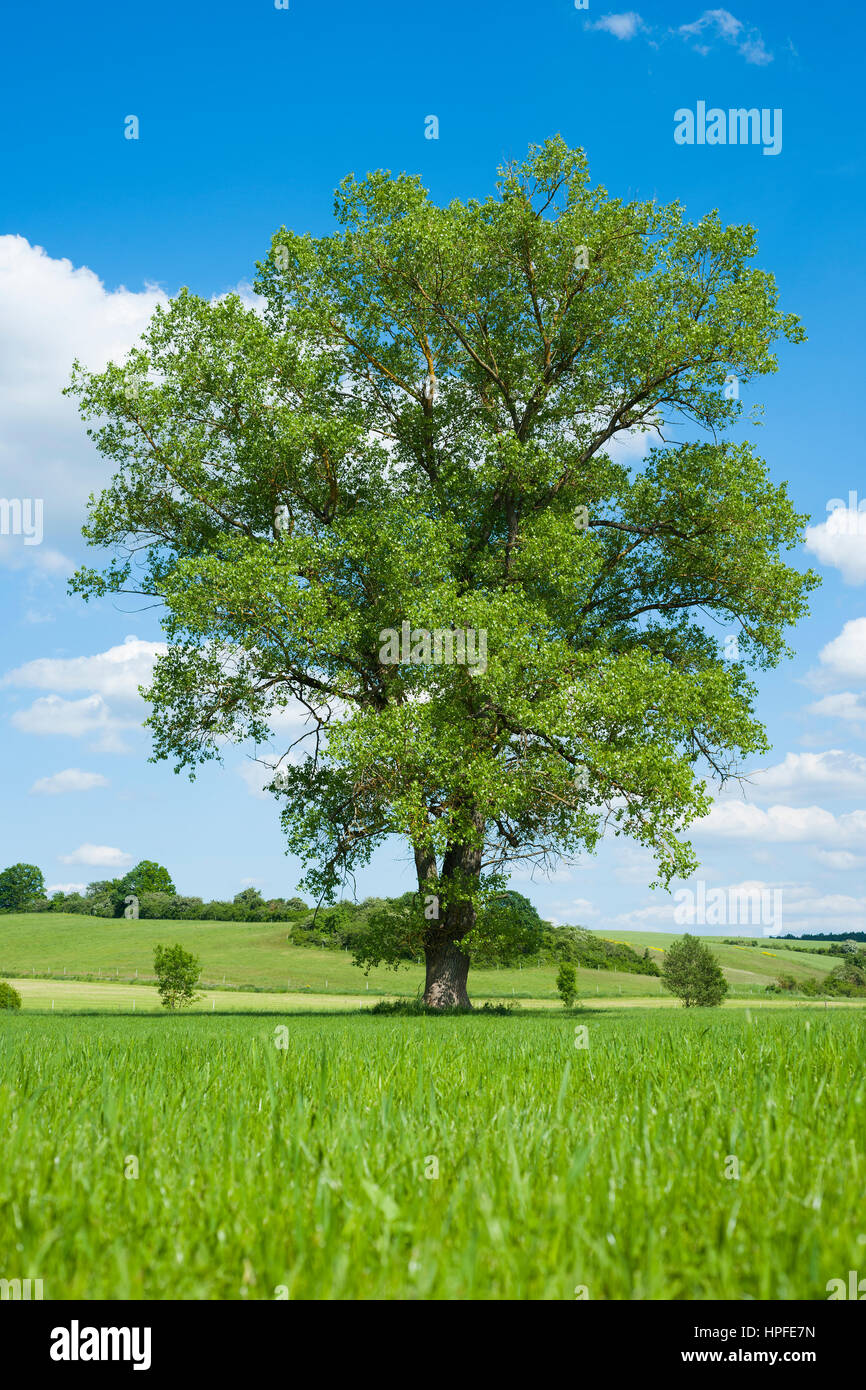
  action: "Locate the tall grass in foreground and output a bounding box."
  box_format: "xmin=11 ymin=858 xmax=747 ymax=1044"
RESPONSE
xmin=1 ymin=1009 xmax=863 ymax=1299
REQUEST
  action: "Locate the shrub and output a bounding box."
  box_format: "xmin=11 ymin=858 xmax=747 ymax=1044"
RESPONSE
xmin=369 ymin=997 xmax=514 ymax=1017
xmin=0 ymin=981 xmax=23 ymax=1010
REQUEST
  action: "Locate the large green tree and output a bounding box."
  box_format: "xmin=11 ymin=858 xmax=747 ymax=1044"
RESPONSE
xmin=0 ymin=863 xmax=45 ymax=912
xmin=67 ymin=138 xmax=816 ymax=1007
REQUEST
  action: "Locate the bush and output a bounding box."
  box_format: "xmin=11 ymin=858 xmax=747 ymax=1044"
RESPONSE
xmin=137 ymin=894 xmax=204 ymax=920
xmin=0 ymin=981 xmax=22 ymax=1011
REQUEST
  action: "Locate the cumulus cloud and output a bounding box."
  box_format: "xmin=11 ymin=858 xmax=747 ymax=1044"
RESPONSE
xmin=0 ymin=237 xmax=259 ymax=581
xmin=586 ymin=12 xmax=647 ymax=40
xmin=46 ymin=882 xmax=86 ymax=895
xmin=30 ymin=768 xmax=109 ymax=795
xmin=813 ymin=850 xmax=866 ymax=871
xmin=805 ymin=691 xmax=866 ymax=725
xmin=59 ymin=843 xmax=133 ymax=867
xmin=10 ymin=694 xmax=138 ymax=753
xmin=744 ymin=750 xmax=866 ymax=801
xmin=4 ymin=635 xmax=166 ymax=752
xmin=3 ymin=635 xmax=165 ymax=700
xmin=804 ymin=505 xmax=866 ymax=584
xmin=815 ymin=619 xmax=866 ymax=684
xmin=238 ymin=758 xmax=283 ymax=800
xmin=695 ymin=801 xmax=866 ymax=846
xmin=0 ymin=236 xmax=170 ymax=571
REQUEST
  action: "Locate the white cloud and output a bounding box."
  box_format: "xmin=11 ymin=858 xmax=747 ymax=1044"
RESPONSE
xmin=238 ymin=757 xmax=284 ymax=800
xmin=10 ymin=694 xmax=137 ymax=753
xmin=46 ymin=882 xmax=86 ymax=895
xmin=677 ymin=9 xmax=773 ymax=65
xmin=613 ymin=902 xmax=678 ymax=926
xmin=0 ymin=236 xmax=170 ymax=571
xmin=567 ymin=897 xmax=599 ymax=918
xmin=781 ymin=893 xmax=866 ymax=917
xmin=3 ymin=635 xmax=165 ymax=700
xmin=30 ymin=768 xmax=109 ymax=795
xmin=0 ymin=237 xmax=260 ymax=580
xmin=586 ymin=11 xmax=647 ymax=41
xmin=804 ymin=506 xmax=866 ymax=584
xmin=585 ymin=8 xmax=773 ymax=65
xmin=816 ymin=619 xmax=866 ymax=683
xmin=805 ymin=691 xmax=866 ymax=725
xmin=744 ymin=750 xmax=866 ymax=801
xmin=59 ymin=843 xmax=133 ymax=867
xmin=696 ymin=800 xmax=866 ymax=846
xmin=814 ymin=850 xmax=866 ymax=871
xmin=5 ymin=636 xmax=165 ymax=752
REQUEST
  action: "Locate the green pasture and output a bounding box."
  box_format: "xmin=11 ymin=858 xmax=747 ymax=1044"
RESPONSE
xmin=1 ymin=1007 xmax=864 ymax=1299
xmin=0 ymin=913 xmax=838 ymax=1003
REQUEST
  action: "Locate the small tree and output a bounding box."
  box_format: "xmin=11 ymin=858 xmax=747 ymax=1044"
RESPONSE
xmin=0 ymin=981 xmax=22 ymax=1011
xmin=660 ymin=933 xmax=728 ymax=1007
xmin=556 ymin=961 xmax=578 ymax=1008
xmin=153 ymin=944 xmax=202 ymax=1010
xmin=234 ymin=887 xmax=265 ymax=909
xmin=0 ymin=863 xmax=45 ymax=912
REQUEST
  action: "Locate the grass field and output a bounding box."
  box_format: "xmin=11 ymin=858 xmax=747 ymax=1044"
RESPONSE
xmin=11 ymin=977 xmax=866 ymax=1014
xmin=1 ymin=1006 xmax=864 ymax=1299
xmin=0 ymin=913 xmax=839 ymax=1003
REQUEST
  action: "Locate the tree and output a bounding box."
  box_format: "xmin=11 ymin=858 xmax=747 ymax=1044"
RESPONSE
xmin=555 ymin=962 xmax=578 ymax=1008
xmin=234 ymin=887 xmax=265 ymax=908
xmin=0 ymin=981 xmax=22 ymax=1011
xmin=660 ymin=934 xmax=728 ymax=1007
xmin=153 ymin=944 xmax=202 ymax=1010
xmin=121 ymin=861 xmax=176 ymax=897
xmin=0 ymin=864 xmax=45 ymax=912
xmin=67 ymin=137 xmax=815 ymax=1008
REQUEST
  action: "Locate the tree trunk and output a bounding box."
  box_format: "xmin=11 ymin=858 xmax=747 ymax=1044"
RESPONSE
xmin=423 ymin=937 xmax=471 ymax=1009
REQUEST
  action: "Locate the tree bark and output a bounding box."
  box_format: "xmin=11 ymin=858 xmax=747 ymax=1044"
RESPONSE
xmin=423 ymin=936 xmax=472 ymax=1009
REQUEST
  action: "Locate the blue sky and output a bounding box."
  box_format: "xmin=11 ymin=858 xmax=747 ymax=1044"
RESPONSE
xmin=1 ymin=1 xmax=865 ymax=934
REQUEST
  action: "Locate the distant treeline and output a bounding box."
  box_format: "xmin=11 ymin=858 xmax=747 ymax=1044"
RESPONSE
xmin=775 ymin=932 xmax=866 ymax=944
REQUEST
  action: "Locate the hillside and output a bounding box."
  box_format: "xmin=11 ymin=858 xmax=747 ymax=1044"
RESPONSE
xmin=0 ymin=914 xmax=838 ymax=1000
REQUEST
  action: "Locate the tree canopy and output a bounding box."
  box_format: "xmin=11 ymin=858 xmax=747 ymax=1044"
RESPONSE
xmin=66 ymin=137 xmax=816 ymax=1005
xmin=0 ymin=863 xmax=45 ymax=912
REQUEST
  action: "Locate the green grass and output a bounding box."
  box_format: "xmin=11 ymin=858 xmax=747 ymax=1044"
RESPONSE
xmin=1 ymin=1007 xmax=863 ymax=1299
xmin=0 ymin=913 xmax=836 ymax=1003
xmin=11 ymin=976 xmax=866 ymax=1015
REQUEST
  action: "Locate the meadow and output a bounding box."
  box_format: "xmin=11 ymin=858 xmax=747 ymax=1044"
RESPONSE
xmin=1 ymin=1007 xmax=863 ymax=1299
xmin=0 ymin=912 xmax=838 ymax=1003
